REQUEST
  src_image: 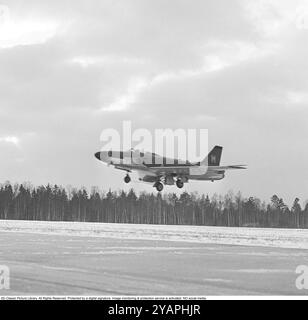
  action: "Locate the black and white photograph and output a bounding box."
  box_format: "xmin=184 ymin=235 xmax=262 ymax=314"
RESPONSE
xmin=0 ymin=0 xmax=308 ymax=303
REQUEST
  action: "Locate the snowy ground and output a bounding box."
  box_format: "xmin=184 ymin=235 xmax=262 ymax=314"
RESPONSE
xmin=1 ymin=220 xmax=308 ymax=249
xmin=1 ymin=221 xmax=308 ymax=296
xmin=0 ymin=231 xmax=308 ymax=296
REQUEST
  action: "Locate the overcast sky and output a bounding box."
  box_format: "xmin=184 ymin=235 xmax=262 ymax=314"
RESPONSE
xmin=0 ymin=0 xmax=307 ymax=204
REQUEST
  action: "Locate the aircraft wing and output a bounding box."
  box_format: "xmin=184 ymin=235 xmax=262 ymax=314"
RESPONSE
xmin=114 ymin=165 xmax=132 ymax=173
xmin=116 ymin=163 xmax=246 ymax=177
xmin=208 ymin=165 xmax=247 ymax=171
xmin=115 ymin=163 xmax=246 ymax=184
xmin=112 ymin=163 xmax=190 ymax=178
xmin=147 ymin=166 xmax=192 ymax=177
xmin=139 ymin=167 xmax=193 ymax=184
xmin=148 ymin=165 xmax=247 ymax=174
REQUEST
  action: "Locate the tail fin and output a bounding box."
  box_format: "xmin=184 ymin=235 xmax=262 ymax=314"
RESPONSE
xmin=201 ymin=146 xmax=223 ymax=166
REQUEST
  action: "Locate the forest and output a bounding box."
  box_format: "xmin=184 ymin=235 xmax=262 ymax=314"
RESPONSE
xmin=0 ymin=182 xmax=307 ymax=229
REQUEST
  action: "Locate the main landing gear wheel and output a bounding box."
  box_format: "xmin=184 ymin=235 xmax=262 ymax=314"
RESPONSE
xmin=176 ymin=180 xmax=184 ymax=189
xmin=124 ymin=175 xmax=131 ymax=184
xmin=155 ymin=182 xmax=164 ymax=192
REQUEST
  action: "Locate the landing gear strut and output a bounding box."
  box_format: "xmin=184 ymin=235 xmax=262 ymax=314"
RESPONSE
xmin=176 ymin=179 xmax=184 ymax=189
xmin=124 ymin=174 xmax=131 ymax=184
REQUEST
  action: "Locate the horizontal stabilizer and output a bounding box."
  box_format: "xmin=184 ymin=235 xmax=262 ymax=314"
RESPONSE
xmin=210 ymin=165 xmax=247 ymax=171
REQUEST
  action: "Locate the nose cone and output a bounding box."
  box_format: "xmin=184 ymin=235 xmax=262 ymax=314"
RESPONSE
xmin=95 ymin=152 xmax=101 ymax=160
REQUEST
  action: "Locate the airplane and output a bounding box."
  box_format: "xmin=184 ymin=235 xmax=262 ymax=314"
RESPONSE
xmin=94 ymin=146 xmax=246 ymax=192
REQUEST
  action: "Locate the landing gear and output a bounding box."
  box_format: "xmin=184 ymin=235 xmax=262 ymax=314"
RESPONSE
xmin=176 ymin=179 xmax=184 ymax=189
xmin=155 ymin=182 xmax=164 ymax=192
xmin=124 ymin=174 xmax=131 ymax=184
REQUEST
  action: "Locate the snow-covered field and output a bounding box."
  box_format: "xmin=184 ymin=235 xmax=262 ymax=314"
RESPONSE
xmin=1 ymin=220 xmax=308 ymax=249
xmin=1 ymin=221 xmax=308 ymax=295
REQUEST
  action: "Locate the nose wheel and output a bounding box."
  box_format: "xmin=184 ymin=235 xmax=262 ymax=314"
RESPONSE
xmin=124 ymin=174 xmax=131 ymax=184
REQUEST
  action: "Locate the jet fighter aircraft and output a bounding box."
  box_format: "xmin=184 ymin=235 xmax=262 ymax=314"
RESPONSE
xmin=95 ymin=146 xmax=246 ymax=192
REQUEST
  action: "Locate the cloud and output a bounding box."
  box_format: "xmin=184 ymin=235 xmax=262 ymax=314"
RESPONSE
xmin=98 ymin=39 xmax=278 ymax=114
xmin=0 ymin=136 xmax=20 ymax=146
xmin=287 ymin=91 xmax=308 ymax=104
xmin=296 ymin=6 xmax=308 ymax=30
xmin=71 ymin=55 xmax=147 ymax=68
xmin=101 ymin=78 xmax=149 ymax=112
xmin=0 ymin=5 xmax=61 ymax=49
xmin=242 ymin=0 xmax=308 ymax=37
xmin=0 ymin=0 xmax=307 ymax=203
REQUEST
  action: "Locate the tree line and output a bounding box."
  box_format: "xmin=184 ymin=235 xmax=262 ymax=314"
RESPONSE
xmin=0 ymin=182 xmax=307 ymax=229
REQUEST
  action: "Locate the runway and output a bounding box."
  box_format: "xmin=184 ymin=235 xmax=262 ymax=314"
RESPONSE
xmin=0 ymin=230 xmax=307 ymax=296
